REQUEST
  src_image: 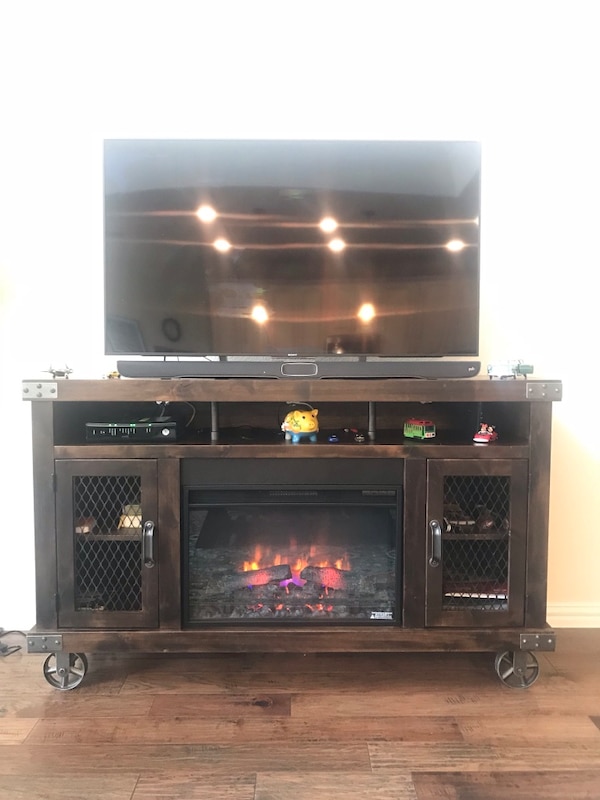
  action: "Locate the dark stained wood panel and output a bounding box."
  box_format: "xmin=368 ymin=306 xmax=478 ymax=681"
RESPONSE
xmin=42 ymin=376 xmax=560 ymax=404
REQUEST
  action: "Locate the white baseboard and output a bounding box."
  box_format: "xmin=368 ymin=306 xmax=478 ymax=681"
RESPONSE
xmin=547 ymin=602 xmax=600 ymax=628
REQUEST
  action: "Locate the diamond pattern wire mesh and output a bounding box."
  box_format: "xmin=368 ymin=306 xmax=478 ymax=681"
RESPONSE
xmin=442 ymin=475 xmax=510 ymax=612
xmin=73 ymin=475 xmax=142 ymax=612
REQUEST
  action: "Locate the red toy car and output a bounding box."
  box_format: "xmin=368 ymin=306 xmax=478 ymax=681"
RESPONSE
xmin=473 ymin=423 xmax=498 ymax=444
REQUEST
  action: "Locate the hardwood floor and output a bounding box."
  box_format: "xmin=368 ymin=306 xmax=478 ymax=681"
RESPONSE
xmin=1 ymin=629 xmax=599 ymax=799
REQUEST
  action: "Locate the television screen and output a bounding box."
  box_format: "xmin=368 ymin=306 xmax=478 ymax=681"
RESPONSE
xmin=104 ymin=139 xmax=481 ymax=377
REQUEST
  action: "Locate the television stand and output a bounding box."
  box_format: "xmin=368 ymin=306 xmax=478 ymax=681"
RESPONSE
xmin=23 ymin=375 xmax=561 ymax=689
xmin=116 ymin=357 xmax=481 ymax=380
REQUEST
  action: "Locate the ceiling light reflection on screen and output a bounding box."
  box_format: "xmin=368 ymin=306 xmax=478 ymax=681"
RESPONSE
xmin=358 ymin=303 xmax=376 ymax=323
xmin=319 ymin=217 xmax=338 ymax=233
xmin=251 ymin=305 xmax=269 ymax=324
xmin=196 ymin=205 xmax=217 ymax=222
xmin=213 ymin=238 xmax=232 ymax=253
xmin=446 ymin=239 xmax=466 ymax=252
xmin=328 ymin=238 xmax=346 ymax=253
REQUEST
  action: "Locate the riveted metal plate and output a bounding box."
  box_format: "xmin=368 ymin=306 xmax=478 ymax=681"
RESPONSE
xmin=525 ymin=382 xmax=562 ymax=401
xmin=520 ymin=632 xmax=556 ymax=651
xmin=27 ymin=634 xmax=63 ymax=653
xmin=22 ymin=381 xmax=59 ymax=400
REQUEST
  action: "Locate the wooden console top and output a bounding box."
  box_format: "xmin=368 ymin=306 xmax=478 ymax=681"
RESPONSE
xmin=23 ymin=376 xmax=563 ymax=404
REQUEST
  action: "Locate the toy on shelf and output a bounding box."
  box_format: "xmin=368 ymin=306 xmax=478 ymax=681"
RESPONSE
xmin=281 ymin=407 xmax=319 ymax=443
xmin=473 ymin=423 xmax=498 ymax=444
xmin=403 ymin=418 xmax=436 ymax=439
xmin=46 ymin=365 xmax=72 ymax=379
xmin=328 ymin=428 xmax=367 ymax=443
xmin=487 ymin=360 xmax=533 ymax=379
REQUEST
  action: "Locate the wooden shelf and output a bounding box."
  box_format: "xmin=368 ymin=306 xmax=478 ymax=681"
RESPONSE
xmin=76 ymin=531 xmax=141 ymax=542
xmin=443 ymin=531 xmax=509 ymax=541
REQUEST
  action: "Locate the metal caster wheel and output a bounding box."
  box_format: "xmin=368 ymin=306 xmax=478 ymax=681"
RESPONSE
xmin=42 ymin=652 xmax=88 ymax=690
xmin=495 ymin=650 xmax=539 ymax=689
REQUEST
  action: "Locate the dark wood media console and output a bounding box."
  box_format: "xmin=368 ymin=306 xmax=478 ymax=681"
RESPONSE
xmin=23 ymin=376 xmax=562 ymax=689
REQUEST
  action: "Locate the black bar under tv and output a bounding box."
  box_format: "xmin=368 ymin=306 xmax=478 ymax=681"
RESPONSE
xmin=116 ymin=358 xmax=481 ymax=380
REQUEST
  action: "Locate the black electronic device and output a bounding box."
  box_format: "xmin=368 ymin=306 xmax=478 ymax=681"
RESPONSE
xmin=85 ymin=418 xmax=177 ymax=442
xmin=104 ymin=139 xmax=481 ymax=379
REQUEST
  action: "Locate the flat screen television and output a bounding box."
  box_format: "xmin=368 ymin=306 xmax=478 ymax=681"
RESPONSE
xmin=104 ymin=139 xmax=481 ymax=378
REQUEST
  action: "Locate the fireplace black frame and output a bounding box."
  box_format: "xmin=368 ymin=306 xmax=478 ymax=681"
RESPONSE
xmin=181 ymin=458 xmax=404 ymax=627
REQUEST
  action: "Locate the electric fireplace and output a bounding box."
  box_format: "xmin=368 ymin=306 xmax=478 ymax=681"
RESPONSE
xmin=182 ymin=459 xmax=403 ymax=625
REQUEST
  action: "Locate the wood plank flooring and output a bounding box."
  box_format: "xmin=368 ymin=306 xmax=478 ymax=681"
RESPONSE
xmin=1 ymin=629 xmax=599 ymax=799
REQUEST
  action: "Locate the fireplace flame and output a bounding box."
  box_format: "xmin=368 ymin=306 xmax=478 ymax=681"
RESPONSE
xmin=241 ymin=545 xmax=350 ymax=586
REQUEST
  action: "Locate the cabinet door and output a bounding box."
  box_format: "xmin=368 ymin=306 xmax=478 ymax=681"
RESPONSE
xmin=425 ymin=459 xmax=527 ymax=627
xmin=55 ymin=460 xmax=159 ymax=628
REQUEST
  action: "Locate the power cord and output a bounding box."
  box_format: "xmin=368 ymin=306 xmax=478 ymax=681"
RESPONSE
xmin=0 ymin=627 xmax=25 ymax=657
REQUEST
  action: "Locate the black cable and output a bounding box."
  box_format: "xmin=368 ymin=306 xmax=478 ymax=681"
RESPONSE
xmin=0 ymin=628 xmax=26 ymax=657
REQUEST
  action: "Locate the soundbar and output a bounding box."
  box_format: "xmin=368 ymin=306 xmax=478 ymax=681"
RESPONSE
xmin=117 ymin=358 xmax=481 ymax=380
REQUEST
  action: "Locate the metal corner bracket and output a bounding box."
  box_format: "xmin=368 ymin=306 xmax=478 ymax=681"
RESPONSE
xmin=525 ymin=382 xmax=562 ymax=401
xmin=520 ymin=632 xmax=556 ymax=651
xmin=22 ymin=381 xmax=59 ymax=400
xmin=27 ymin=634 xmax=63 ymax=653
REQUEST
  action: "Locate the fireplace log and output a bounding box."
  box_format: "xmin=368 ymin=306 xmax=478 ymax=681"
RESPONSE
xmin=226 ymin=564 xmax=292 ymax=590
xmin=299 ymin=565 xmax=350 ymax=590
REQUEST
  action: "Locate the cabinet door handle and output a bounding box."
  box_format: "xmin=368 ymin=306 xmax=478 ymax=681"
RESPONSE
xmin=429 ymin=519 xmax=442 ymax=567
xmin=143 ymin=520 xmax=155 ymax=568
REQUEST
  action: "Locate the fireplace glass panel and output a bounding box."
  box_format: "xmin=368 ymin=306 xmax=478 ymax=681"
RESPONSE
xmin=185 ymin=488 xmax=400 ymax=624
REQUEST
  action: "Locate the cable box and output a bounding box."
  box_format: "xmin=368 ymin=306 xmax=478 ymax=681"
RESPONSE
xmin=86 ymin=418 xmax=177 ymax=442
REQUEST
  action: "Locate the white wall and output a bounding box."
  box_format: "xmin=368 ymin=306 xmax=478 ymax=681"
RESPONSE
xmin=1 ymin=0 xmax=598 ymax=629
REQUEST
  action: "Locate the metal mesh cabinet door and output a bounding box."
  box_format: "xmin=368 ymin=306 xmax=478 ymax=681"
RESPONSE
xmin=55 ymin=460 xmax=159 ymax=628
xmin=425 ymin=459 xmax=528 ymax=627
